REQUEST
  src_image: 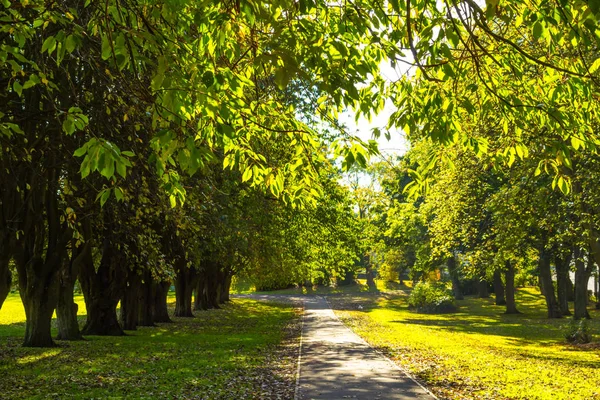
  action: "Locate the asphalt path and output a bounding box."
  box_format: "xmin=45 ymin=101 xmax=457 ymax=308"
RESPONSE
xmin=235 ymin=294 xmax=436 ymax=400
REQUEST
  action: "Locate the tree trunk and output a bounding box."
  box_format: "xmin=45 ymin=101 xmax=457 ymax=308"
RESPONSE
xmin=504 ymin=260 xmax=521 ymax=314
xmin=538 ymin=247 xmax=562 ymax=318
xmin=55 ymin=273 xmax=82 ymax=340
xmin=365 ymin=257 xmax=376 ymax=290
xmin=21 ymin=282 xmax=59 ymax=348
xmin=19 ymin=261 xmax=60 ymax=347
xmin=120 ymin=271 xmax=141 ymax=331
xmin=447 ymin=256 xmax=463 ymax=300
xmin=0 ymin=266 xmax=11 ymax=311
xmin=194 ymin=271 xmax=206 ymax=311
xmin=221 ymin=273 xmax=232 ymax=303
xmin=493 ymin=269 xmax=506 ymax=305
xmin=138 ymin=270 xmax=155 ymax=326
xmin=79 ymin=238 xmax=125 ymax=336
xmin=152 ymin=280 xmax=172 ymax=323
xmin=55 ymin=241 xmax=89 ymax=341
xmin=573 ymin=248 xmax=592 ymax=320
xmin=555 ymin=253 xmax=572 ymax=316
xmin=0 ymin=253 xmax=11 ymax=310
xmin=174 ymin=263 xmax=196 ymax=317
xmin=477 ymin=277 xmax=490 ymax=298
xmin=206 ymin=264 xmax=221 ymax=309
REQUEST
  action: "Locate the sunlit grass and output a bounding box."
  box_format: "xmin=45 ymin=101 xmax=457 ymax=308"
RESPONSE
xmin=0 ymin=296 xmax=298 ymax=399
xmin=330 ymin=287 xmax=600 ymax=400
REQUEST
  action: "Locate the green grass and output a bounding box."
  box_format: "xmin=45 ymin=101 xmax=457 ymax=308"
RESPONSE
xmin=329 ymin=286 xmax=600 ymax=400
xmin=0 ymin=293 xmax=299 ymax=399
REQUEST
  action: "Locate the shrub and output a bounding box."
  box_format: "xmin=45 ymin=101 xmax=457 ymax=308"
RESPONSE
xmin=408 ymin=281 xmax=457 ymax=313
xmin=565 ymin=319 xmax=593 ymax=344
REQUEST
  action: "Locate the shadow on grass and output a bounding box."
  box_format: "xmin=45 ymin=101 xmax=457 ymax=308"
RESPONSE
xmin=0 ymin=299 xmax=300 ymax=400
xmin=328 ymin=287 xmax=600 ymax=348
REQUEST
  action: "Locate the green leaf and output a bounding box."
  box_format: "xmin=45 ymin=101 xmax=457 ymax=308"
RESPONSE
xmin=114 ymin=187 xmax=124 ymax=201
xmin=242 ymin=167 xmax=253 ymax=182
xmin=13 ymin=81 xmax=22 ymax=97
xmin=74 ymin=145 xmax=88 ymax=157
xmin=65 ymin=34 xmax=77 ymax=53
xmin=533 ymin=21 xmax=544 ymax=40
xmin=101 ymin=35 xmax=112 ymax=60
xmin=100 ymin=189 xmax=111 ymax=206
xmin=589 ymin=58 xmax=600 ymax=74
xmin=41 ymin=36 xmax=56 ymax=54
xmin=116 ymin=159 xmax=126 ymax=178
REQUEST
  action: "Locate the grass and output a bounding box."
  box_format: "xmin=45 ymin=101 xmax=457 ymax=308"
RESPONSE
xmin=0 ymin=293 xmax=300 ymax=399
xmin=329 ymin=285 xmax=600 ymax=400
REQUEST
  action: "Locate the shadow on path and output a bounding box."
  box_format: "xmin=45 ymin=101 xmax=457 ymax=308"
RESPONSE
xmin=236 ymin=294 xmax=435 ymax=400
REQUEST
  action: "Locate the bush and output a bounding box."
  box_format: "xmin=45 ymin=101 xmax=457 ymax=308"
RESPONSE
xmin=378 ymin=262 xmax=399 ymax=282
xmin=565 ymin=319 xmax=593 ymax=344
xmin=408 ymin=281 xmax=457 ymax=313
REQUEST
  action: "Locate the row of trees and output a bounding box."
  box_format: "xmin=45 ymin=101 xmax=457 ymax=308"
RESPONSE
xmin=5 ymin=0 xmax=600 ymax=346
xmin=0 ymin=0 xmax=380 ymax=347
xmin=355 ymin=0 xmax=600 ymax=322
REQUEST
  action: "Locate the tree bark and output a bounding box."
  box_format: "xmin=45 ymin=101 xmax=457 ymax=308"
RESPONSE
xmin=447 ymin=256 xmax=464 ymax=300
xmin=493 ymin=269 xmax=506 ymax=305
xmin=138 ymin=270 xmax=155 ymax=326
xmin=152 ymin=280 xmax=172 ymax=323
xmin=504 ymin=260 xmax=521 ymax=314
xmin=55 ymin=272 xmax=82 ymax=340
xmin=55 ymin=241 xmax=89 ymax=341
xmin=477 ymin=277 xmax=490 ymax=298
xmin=174 ymin=262 xmax=196 ymax=317
xmin=21 ymin=275 xmax=59 ymax=348
xmin=120 ymin=270 xmax=141 ymax=331
xmin=221 ymin=273 xmax=232 ymax=303
xmin=555 ymin=252 xmax=572 ymax=316
xmin=365 ymin=255 xmax=376 ymax=290
xmin=0 ymin=256 xmax=11 ymax=311
xmin=573 ymin=248 xmax=592 ymax=320
xmin=538 ymin=247 xmax=562 ymax=318
xmin=79 ymin=237 xmax=125 ymax=336
xmin=194 ymin=272 xmax=208 ymax=311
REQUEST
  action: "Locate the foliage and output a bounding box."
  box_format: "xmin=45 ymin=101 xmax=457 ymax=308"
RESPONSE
xmin=565 ymin=319 xmax=594 ymax=344
xmin=407 ymin=281 xmax=457 ymax=314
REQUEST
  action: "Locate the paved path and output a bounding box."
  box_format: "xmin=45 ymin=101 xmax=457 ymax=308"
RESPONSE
xmin=296 ymin=296 xmax=434 ymax=400
xmin=234 ymin=294 xmax=435 ymax=399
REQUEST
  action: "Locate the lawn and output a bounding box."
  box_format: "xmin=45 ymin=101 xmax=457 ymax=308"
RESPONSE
xmin=0 ymin=293 xmax=300 ymax=400
xmin=329 ymin=286 xmax=600 ymax=400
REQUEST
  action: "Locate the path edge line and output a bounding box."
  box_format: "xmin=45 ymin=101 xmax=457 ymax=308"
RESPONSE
xmin=324 ymin=296 xmax=439 ymax=400
xmin=293 ymin=301 xmax=306 ymax=400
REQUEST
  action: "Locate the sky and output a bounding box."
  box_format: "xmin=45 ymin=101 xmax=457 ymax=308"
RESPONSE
xmin=338 ymin=60 xmax=413 ymax=160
